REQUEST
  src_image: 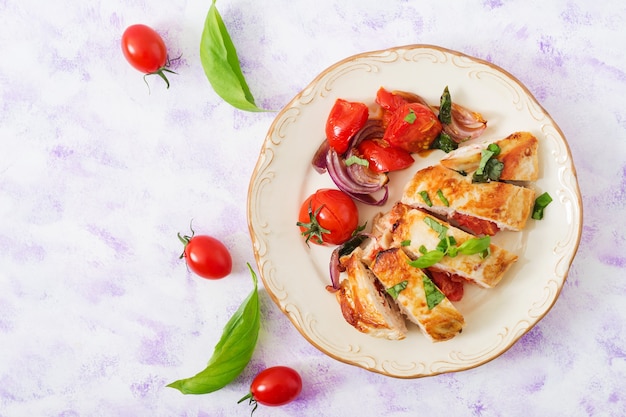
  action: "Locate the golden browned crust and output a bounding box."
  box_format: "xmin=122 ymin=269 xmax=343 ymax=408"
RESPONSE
xmin=335 ymin=252 xmax=407 ymax=340
xmin=439 ymin=131 xmax=539 ymax=181
xmin=379 ymin=203 xmax=518 ymax=288
xmin=370 ymin=248 xmax=464 ymax=342
xmin=401 ymin=164 xmax=535 ymax=231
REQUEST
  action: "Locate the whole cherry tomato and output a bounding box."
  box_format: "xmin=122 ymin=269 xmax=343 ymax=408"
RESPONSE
xmin=121 ymin=24 xmax=176 ymax=88
xmin=382 ymin=102 xmax=442 ymax=153
xmin=178 ymin=227 xmax=232 ymax=279
xmin=325 ymin=98 xmax=369 ymax=155
xmin=297 ymin=189 xmax=359 ymax=245
xmin=238 ymin=366 xmax=302 ymax=414
xmin=357 ymin=138 xmax=415 ymax=173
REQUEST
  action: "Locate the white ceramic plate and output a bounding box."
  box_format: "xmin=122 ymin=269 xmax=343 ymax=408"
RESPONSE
xmin=247 ymin=45 xmax=582 ymax=378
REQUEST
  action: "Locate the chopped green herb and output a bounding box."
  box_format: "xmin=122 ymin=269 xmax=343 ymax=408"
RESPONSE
xmin=423 ymin=217 xmax=448 ymax=239
xmin=472 ymin=144 xmax=503 ymax=183
xmin=408 ymin=250 xmax=445 ymax=269
xmin=423 ymin=275 xmax=445 ymax=309
xmin=438 ymin=86 xmax=452 ymax=125
xmin=401 ymin=239 xmax=411 ymax=247
xmin=532 ymin=192 xmax=553 ymax=220
xmin=419 ymin=191 xmax=433 ymax=207
xmin=437 ymin=189 xmax=449 ymax=206
xmin=430 ymin=132 xmax=458 ymax=153
xmin=344 ymin=155 xmax=369 ymax=167
xmin=418 ymin=244 xmax=428 ymax=254
xmin=386 ymin=281 xmax=409 ymax=299
xmin=404 ymin=108 xmax=417 ymax=124
xmin=457 ymin=236 xmax=491 ymax=255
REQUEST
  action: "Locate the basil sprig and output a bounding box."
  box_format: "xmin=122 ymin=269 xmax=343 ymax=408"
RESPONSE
xmin=200 ymin=0 xmax=266 ymax=112
xmin=408 ymin=217 xmax=491 ymax=269
xmin=167 ymin=263 xmax=260 ymax=394
xmin=472 ymin=143 xmax=504 ymax=183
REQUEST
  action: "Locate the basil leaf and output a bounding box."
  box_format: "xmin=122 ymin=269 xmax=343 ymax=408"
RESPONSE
xmin=437 ymin=189 xmax=449 ymax=206
xmin=419 ymin=191 xmax=433 ymax=207
xmin=200 ymin=0 xmax=266 ymax=112
xmin=532 ymin=192 xmax=553 ymax=220
xmin=344 ymin=155 xmax=369 ymax=167
xmin=457 ymin=236 xmax=491 ymax=255
xmin=167 ymin=263 xmax=260 ymax=394
xmin=423 ymin=217 xmax=448 ymax=239
xmin=423 ymin=275 xmax=445 ymax=310
xmin=408 ymin=250 xmax=445 ymax=269
xmin=400 ymin=239 xmax=411 ymax=247
xmin=430 ymin=132 xmax=458 ymax=153
xmin=404 ymin=108 xmax=417 ymax=124
xmin=438 ymin=86 xmax=452 ymax=125
xmin=472 ymin=146 xmax=503 ymax=183
xmin=386 ymin=280 xmax=408 ymax=299
xmin=475 ymin=148 xmax=495 ymax=176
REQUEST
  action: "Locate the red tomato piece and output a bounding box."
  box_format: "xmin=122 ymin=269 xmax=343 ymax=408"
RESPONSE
xmin=179 ymin=233 xmax=232 ymax=279
xmin=375 ymin=87 xmax=409 ymax=113
xmin=325 ymin=99 xmax=369 ymax=155
xmin=297 ymin=189 xmax=359 ymax=245
xmin=428 ymin=269 xmax=464 ymax=301
xmin=357 ymin=138 xmax=414 ymax=173
xmin=450 ymin=212 xmax=500 ymax=236
xmin=382 ymin=102 xmax=442 ymax=153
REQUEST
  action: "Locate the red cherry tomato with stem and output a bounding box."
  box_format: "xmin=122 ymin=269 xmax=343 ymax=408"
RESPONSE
xmin=121 ymin=24 xmax=177 ymax=88
xmin=297 ymin=189 xmax=359 ymax=246
xmin=325 ymin=98 xmax=369 ymax=155
xmin=178 ymin=225 xmax=232 ymax=279
xmin=238 ymin=366 xmax=302 ymax=414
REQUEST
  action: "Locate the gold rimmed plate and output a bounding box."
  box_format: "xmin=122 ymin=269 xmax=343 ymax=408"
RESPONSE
xmin=247 ymin=45 xmax=582 ymax=378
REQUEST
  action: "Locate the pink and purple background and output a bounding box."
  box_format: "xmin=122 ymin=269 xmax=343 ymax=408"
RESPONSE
xmin=1 ymin=1 xmax=625 ymax=416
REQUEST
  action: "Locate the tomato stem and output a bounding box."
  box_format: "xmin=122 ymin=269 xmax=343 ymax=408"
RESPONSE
xmin=237 ymin=392 xmax=258 ymax=416
xmin=296 ymin=202 xmax=330 ymax=246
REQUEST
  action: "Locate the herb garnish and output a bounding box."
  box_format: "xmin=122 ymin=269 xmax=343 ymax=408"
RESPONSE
xmin=386 ymin=281 xmax=409 ymax=299
xmin=419 ymin=191 xmax=433 ymax=207
xmin=200 ymin=0 xmax=266 ymax=112
xmin=472 ymin=143 xmax=504 ymax=183
xmin=408 ymin=217 xmax=491 ymax=269
xmin=344 ymin=155 xmax=369 ymax=167
xmin=431 ymin=132 xmax=458 ymax=153
xmin=400 ymin=239 xmax=411 ymax=247
xmin=423 ymin=275 xmax=445 ymax=310
xmin=167 ymin=263 xmax=260 ymax=394
xmin=404 ymin=108 xmax=417 ymax=124
xmin=438 ymin=86 xmax=452 ymax=125
xmin=437 ymin=189 xmax=449 ymax=206
xmin=532 ymin=192 xmax=553 ymax=220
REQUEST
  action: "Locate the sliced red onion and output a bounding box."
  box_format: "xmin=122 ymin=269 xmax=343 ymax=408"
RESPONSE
xmin=326 ymin=148 xmax=388 ymax=194
xmin=312 ymin=140 xmax=329 ymax=173
xmin=347 ymin=119 xmax=386 ymax=149
xmin=443 ymin=103 xmax=488 ymax=142
xmin=326 ymin=234 xmax=371 ymax=292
